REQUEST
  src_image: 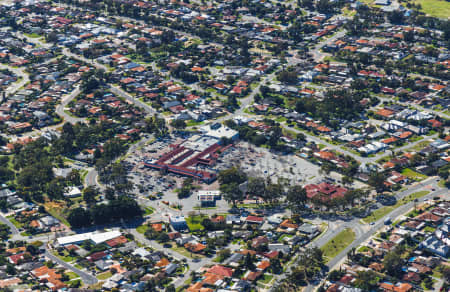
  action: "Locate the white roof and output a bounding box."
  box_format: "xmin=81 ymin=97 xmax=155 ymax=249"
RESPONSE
xmin=200 ymin=125 xmax=238 ymax=139
xmin=57 ymin=233 xmax=92 ymax=246
xmin=65 ymin=186 xmax=82 ymax=197
xmin=90 ymin=231 xmax=122 ymax=245
xmin=132 ymin=247 xmax=150 ymax=257
xmin=57 ymin=230 xmax=121 ymax=246
xmin=170 ymin=215 xmax=186 ymax=223
xmin=197 ymin=190 xmax=220 ymax=196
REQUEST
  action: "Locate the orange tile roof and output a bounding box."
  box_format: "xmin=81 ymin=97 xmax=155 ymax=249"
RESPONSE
xmin=207 ymin=265 xmax=233 ymax=277
xmin=257 ymin=260 xmax=270 ymax=270
xmin=156 ymin=258 xmax=170 ymax=267
xmin=317 ymin=126 xmax=331 ymax=132
xmin=398 ymin=131 xmax=412 ymax=139
xmin=106 ymin=235 xmax=128 ymax=247
xmin=201 ymin=272 xmax=224 ymax=285
xmin=151 ymin=223 xmax=163 ymax=232
xmin=315 ymin=151 xmax=335 ymax=160
xmin=187 ymin=282 xmax=203 ymax=292
xmin=6 ymin=246 xmax=26 ymax=254
xmin=185 ymin=242 xmax=207 ymax=253
xmin=191 ymin=66 xmax=204 ymax=72
xmin=376 ymin=108 xmax=395 ymax=117
xmin=280 ymin=219 xmax=298 ymax=229
xmin=383 ymin=161 xmax=395 ymax=169
xmin=382 ymin=137 xmax=398 ymax=144
xmin=343 ymin=46 xmax=357 ymax=52
xmin=0 ymin=277 xmax=21 ymax=288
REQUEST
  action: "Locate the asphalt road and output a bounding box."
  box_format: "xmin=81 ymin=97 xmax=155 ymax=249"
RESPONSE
xmin=109 ymin=85 xmax=160 ymax=117
xmin=128 ymin=228 xmax=210 ymax=288
xmin=0 ymin=65 xmax=29 ymax=100
xmin=299 ymin=177 xmax=448 ymax=292
xmin=310 ymin=30 xmax=347 ymax=62
xmin=0 ymin=214 xmax=19 ymax=235
xmin=55 ymin=86 xmax=86 ymax=124
xmin=376 ymin=95 xmax=450 ymax=120
xmin=271 ymin=177 xmax=447 ymax=291
xmin=45 ymin=249 xmax=98 ymax=285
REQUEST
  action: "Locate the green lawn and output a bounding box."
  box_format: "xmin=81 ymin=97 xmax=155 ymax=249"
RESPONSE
xmin=275 ymin=116 xmax=287 ymax=123
xmin=186 ymin=215 xmax=208 ymax=231
xmin=97 ymin=271 xmax=112 ymax=280
xmin=401 ymin=168 xmax=428 ymax=181
xmin=170 ymin=244 xmax=205 ymax=259
xmin=7 ymin=216 xmax=22 ymax=229
xmin=409 ymin=136 xmax=424 ymax=143
xmin=136 ymin=224 xmax=149 ymax=234
xmin=405 ymin=190 xmax=430 ymax=202
xmin=259 ymin=274 xmax=274 ymax=284
xmin=357 ymin=246 xmax=372 ymax=253
xmin=80 ymin=170 xmax=88 ymax=183
xmin=236 ymin=203 xmax=267 ymax=209
xmin=24 ymin=32 xmax=41 ymax=38
xmin=65 ymin=272 xmax=79 ymax=280
xmin=45 ymin=205 xmax=71 ymax=227
xmin=186 ymin=120 xmax=204 ymax=127
xmin=321 ymin=228 xmax=355 ymax=262
xmin=423 ymin=226 xmax=436 ymax=233
xmin=438 ymin=179 xmax=448 ymax=188
xmin=56 ymin=251 xmax=77 ymax=263
xmin=278 ymin=234 xmax=293 ymax=243
xmin=406 ymin=140 xmax=431 ymax=152
xmin=413 ymin=0 xmax=450 ymax=18
xmin=363 ymin=191 xmax=430 ymax=223
xmin=144 ymin=207 xmax=154 ymax=215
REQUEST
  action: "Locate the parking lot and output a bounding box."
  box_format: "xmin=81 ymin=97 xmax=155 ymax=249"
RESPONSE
xmin=120 ymin=135 xmax=368 ymax=214
xmin=217 ymin=141 xmax=328 ymax=184
xmin=123 ymin=136 xmax=184 ymax=197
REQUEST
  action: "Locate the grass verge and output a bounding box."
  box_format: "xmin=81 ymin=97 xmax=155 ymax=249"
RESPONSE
xmin=362 ymin=190 xmax=430 ymax=223
xmin=320 ymin=228 xmax=355 ymax=263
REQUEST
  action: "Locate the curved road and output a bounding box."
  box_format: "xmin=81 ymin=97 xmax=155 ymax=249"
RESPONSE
xmin=271 ymin=177 xmax=448 ymax=291
xmin=55 ymin=86 xmax=86 ymax=124
xmin=302 ymin=178 xmax=447 ymax=292
xmin=0 ymin=214 xmax=19 ymax=235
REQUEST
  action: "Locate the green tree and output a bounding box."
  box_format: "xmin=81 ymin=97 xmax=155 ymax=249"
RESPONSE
xmin=165 ymin=284 xmax=176 ymax=292
xmin=383 ymin=250 xmax=404 ymax=278
xmin=368 ymin=172 xmax=386 ymax=193
xmin=170 ymin=119 xmax=187 ymax=130
xmin=83 ymin=186 xmax=99 ymax=205
xmin=354 ymin=270 xmax=379 ymax=290
xmin=286 ymin=185 xmax=307 ymax=212
xmin=218 ymin=167 xmax=247 ymax=185
xmin=67 ymin=208 xmax=92 ymax=228
xmin=220 ymin=182 xmax=243 ymax=207
xmin=247 ymin=177 xmax=266 ymax=197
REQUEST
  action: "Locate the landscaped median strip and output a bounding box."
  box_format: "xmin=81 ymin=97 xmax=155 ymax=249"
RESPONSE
xmin=320 ymin=228 xmax=355 ymax=263
xmin=361 ymin=190 xmax=431 ymax=224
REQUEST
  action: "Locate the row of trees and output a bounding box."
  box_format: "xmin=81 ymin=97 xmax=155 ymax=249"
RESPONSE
xmin=67 ymin=196 xmax=142 ymax=228
xmin=218 ymin=166 xmax=366 ymax=212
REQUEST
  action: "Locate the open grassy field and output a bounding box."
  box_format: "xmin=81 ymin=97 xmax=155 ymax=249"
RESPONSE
xmin=321 ymin=228 xmax=355 ymax=262
xmin=413 ymin=0 xmax=450 ymax=19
